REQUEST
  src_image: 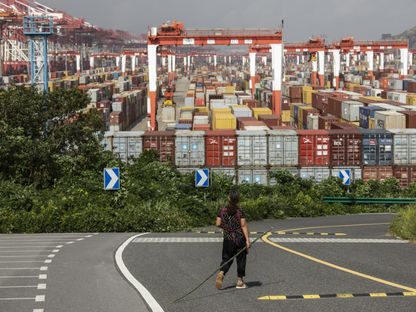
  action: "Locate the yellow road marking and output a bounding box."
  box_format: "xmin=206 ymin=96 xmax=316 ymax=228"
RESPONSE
xmin=369 ymin=293 xmax=387 ymax=297
xmin=306 ymin=232 xmax=314 ymax=235
xmin=262 ymin=232 xmax=416 ymax=292
xmin=282 ymin=223 xmax=390 ymax=233
xmin=403 ymin=292 xmax=416 ymax=296
xmin=336 ymin=293 xmax=354 ymax=298
xmin=321 ymin=233 xmax=329 ymax=236
xmin=303 ymin=294 xmax=320 ymax=299
xmin=292 ymin=232 xmax=300 ymax=235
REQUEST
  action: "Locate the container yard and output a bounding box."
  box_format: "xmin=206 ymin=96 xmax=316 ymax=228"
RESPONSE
xmin=0 ymin=1 xmax=416 ymax=187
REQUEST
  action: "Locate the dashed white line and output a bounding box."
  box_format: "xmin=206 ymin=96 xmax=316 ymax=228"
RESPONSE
xmin=37 ymin=283 xmax=47 ymax=290
xmin=47 ymin=254 xmax=55 ymax=258
xmin=33 ymin=309 xmax=44 ymax=312
xmin=35 ymin=295 xmax=45 ymax=302
xmin=44 ymin=259 xmax=52 ymax=264
xmin=85 ymin=235 xmax=93 ymax=238
xmin=40 ymin=266 xmax=48 ymax=271
xmin=76 ymin=238 xmax=84 ymax=241
xmin=55 ymin=245 xmax=63 ymax=248
xmin=115 ymin=233 xmax=165 ymax=312
xmin=66 ymin=242 xmax=74 ymax=245
xmin=52 ymin=249 xmax=60 ymax=253
xmin=38 ymin=274 xmax=47 ymax=280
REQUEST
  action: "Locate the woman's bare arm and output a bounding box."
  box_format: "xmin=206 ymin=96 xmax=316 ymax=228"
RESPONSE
xmin=240 ymin=218 xmax=250 ymax=250
xmin=216 ymin=217 xmax=222 ymax=228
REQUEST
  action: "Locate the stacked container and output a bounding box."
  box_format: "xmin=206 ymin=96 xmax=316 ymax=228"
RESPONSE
xmin=143 ymin=131 xmax=175 ymax=164
xmin=267 ymin=129 xmax=298 ymax=167
xmin=205 ymin=130 xmax=237 ymax=167
xmin=175 ymin=131 xmax=205 ymax=167
xmin=328 ymin=129 xmax=362 ymax=167
xmin=297 ymin=130 xmax=330 ymax=167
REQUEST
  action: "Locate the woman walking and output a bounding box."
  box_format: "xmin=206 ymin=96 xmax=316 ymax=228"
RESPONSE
xmin=215 ymin=190 xmax=250 ymax=290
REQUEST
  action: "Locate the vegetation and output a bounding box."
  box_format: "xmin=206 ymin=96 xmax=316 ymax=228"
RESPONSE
xmin=391 ymin=207 xmax=416 ymax=241
xmin=0 ymin=87 xmax=413 ymax=233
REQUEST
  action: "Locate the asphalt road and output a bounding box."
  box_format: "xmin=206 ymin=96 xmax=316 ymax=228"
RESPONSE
xmin=1 ymin=214 xmax=414 ymax=312
xmin=0 ymin=233 xmax=148 ymax=312
xmin=123 ymin=213 xmax=416 ymax=312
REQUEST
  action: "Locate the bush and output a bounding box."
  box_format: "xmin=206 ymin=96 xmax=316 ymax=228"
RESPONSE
xmin=390 ymin=206 xmax=416 ymax=240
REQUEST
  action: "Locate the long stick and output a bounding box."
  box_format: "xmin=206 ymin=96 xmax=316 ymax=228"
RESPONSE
xmin=172 ymin=227 xmax=274 ymax=304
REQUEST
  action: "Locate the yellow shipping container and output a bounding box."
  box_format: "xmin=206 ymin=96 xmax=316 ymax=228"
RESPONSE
xmin=225 ymin=86 xmax=236 ymax=93
xmin=251 ymin=107 xmax=272 ymax=119
xmin=325 ymin=81 xmax=331 ymax=89
xmin=302 ymin=87 xmax=313 ymax=104
xmin=196 ymin=107 xmax=209 ymax=113
xmin=212 ymin=108 xmax=231 ymax=114
xmin=180 ymin=106 xmax=194 ymax=112
xmin=282 ymin=110 xmax=291 ymax=122
xmin=406 ymin=93 xmax=416 ymax=105
xmin=212 ymin=113 xmax=236 ymax=130
xmin=360 ymin=96 xmax=385 ymax=102
xmin=298 ymin=106 xmax=313 ymax=129
xmin=369 ymin=118 xmax=375 ymax=129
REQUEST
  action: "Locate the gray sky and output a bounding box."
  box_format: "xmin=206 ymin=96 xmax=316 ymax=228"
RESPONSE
xmin=42 ymin=0 xmax=416 ymax=41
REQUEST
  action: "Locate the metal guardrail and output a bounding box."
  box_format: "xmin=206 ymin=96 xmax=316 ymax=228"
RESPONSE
xmin=322 ymin=197 xmax=416 ymax=205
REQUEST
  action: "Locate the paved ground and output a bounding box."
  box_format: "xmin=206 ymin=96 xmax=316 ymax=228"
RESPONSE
xmin=123 ymin=214 xmax=416 ymax=312
xmin=0 ymin=233 xmax=148 ymax=312
xmin=1 ymin=214 xmax=414 ymax=312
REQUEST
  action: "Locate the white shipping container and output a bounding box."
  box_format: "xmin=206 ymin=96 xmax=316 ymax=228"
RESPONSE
xmin=185 ymin=97 xmax=195 ymax=107
xmin=238 ymin=169 xmax=268 ymax=185
xmin=237 ymin=130 xmax=268 ymax=166
xmin=389 ymin=129 xmax=416 ymax=165
xmin=307 ymin=115 xmax=319 ymax=130
xmin=374 ymin=111 xmax=406 ymax=130
xmin=387 ymin=91 xmax=407 ymax=104
xmin=299 ymin=167 xmax=331 ymax=182
xmin=371 ymin=88 xmax=383 ymax=97
xmin=268 ymin=130 xmax=298 ymax=166
xmin=212 ymin=168 xmax=237 ymax=183
xmin=330 ymin=167 xmax=362 ymax=182
xmin=107 ymin=131 xmax=144 ymax=163
xmin=162 ymin=106 xmax=176 ymax=122
xmin=342 ymin=101 xmax=363 ymax=122
xmin=175 ymin=131 xmax=205 ymax=167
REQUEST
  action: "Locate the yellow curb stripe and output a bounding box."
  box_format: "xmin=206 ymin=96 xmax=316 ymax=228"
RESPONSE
xmin=336 ymin=293 xmax=354 ymax=298
xmin=262 ymin=232 xmax=416 ymax=292
xmin=303 ymin=294 xmax=320 ymax=299
xmin=369 ymin=293 xmax=387 ymax=297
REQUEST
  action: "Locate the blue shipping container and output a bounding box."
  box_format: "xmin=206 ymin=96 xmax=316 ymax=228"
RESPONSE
xmin=360 ymin=129 xmax=393 ymax=165
xmin=359 ymin=106 xmax=385 ymax=129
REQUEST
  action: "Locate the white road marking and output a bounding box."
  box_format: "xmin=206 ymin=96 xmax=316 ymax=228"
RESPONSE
xmin=0 ymin=261 xmax=45 ymax=263
xmin=85 ymin=235 xmax=93 ymax=238
xmin=0 ymin=267 xmax=43 ymax=270
xmin=115 ymin=233 xmax=165 ymax=312
xmin=33 ymin=309 xmax=44 ymax=312
xmin=66 ymin=242 xmax=74 ymax=244
xmin=0 ymin=250 xmax=56 ymax=253
xmin=0 ymin=285 xmax=37 ymax=288
xmin=76 ymin=238 xmax=84 ymax=241
xmin=0 ymin=276 xmax=38 ymax=278
xmin=0 ymin=255 xmax=51 ymax=258
xmin=37 ymin=283 xmax=47 ymax=290
xmin=132 ymin=237 xmax=408 ymax=244
xmin=47 ymin=254 xmax=55 ymax=258
xmin=38 ymin=274 xmax=47 ymax=280
xmin=35 ymin=295 xmax=45 ymax=302
xmin=52 ymin=249 xmax=60 ymax=253
xmin=56 ymin=245 xmax=63 ymax=248
xmin=44 ymin=260 xmax=52 ymax=264
xmin=0 ymin=297 xmax=35 ymax=301
xmin=40 ymin=266 xmax=48 ymax=271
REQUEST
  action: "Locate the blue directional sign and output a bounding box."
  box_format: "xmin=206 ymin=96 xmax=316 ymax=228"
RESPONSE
xmin=104 ymin=167 xmax=120 ymax=191
xmin=195 ymin=169 xmax=209 ymax=188
xmin=339 ymin=169 xmax=351 ymax=186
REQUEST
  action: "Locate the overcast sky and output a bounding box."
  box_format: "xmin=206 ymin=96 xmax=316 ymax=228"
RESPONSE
xmin=41 ymin=0 xmax=416 ymax=41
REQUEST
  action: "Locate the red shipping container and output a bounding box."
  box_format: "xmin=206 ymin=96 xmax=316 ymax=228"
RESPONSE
xmin=205 ymin=130 xmax=237 ymax=167
xmin=195 ymin=98 xmax=205 ymax=106
xmin=362 ymin=166 xmax=393 ymax=181
xmin=297 ymin=130 xmax=330 ymax=166
xmin=289 ymin=86 xmax=302 ymax=101
xmin=143 ymin=131 xmax=175 ymax=164
xmin=242 ymin=99 xmax=258 ymax=108
xmin=393 ymin=166 xmax=416 ymax=187
xmin=318 ymin=115 xmax=339 ymax=130
xmin=282 ymin=96 xmax=290 ymax=110
xmin=258 ymin=115 xmax=280 ymax=127
xmin=327 ymin=97 xmax=343 ymax=118
xmin=110 ymin=111 xmax=123 ymax=125
xmin=328 ymin=130 xmax=362 ymax=167
xmin=401 ymin=111 xmax=416 ymax=128
xmin=237 ymin=117 xmax=257 ymax=130
xmin=407 ymin=81 xmax=416 ymax=93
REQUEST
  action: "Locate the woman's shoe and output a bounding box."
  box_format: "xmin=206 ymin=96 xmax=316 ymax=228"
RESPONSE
xmin=236 ymin=278 xmax=247 ymax=289
xmin=215 ymin=271 xmax=224 ymax=289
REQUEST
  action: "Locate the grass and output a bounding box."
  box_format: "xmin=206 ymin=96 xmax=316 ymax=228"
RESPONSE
xmin=390 ymin=206 xmax=416 ymax=241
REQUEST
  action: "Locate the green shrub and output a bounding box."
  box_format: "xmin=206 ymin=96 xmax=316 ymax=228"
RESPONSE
xmin=391 ymin=206 xmax=416 ymax=240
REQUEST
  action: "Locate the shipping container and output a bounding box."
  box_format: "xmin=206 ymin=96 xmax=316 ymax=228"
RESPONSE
xmin=362 ymin=166 xmax=394 ymax=181
xmin=359 ymin=106 xmax=385 ymax=129
xmin=389 ymin=129 xmax=416 ymax=165
xmin=360 ymin=129 xmax=393 ymax=166
xmin=299 ymin=167 xmax=331 ymax=182
xmin=374 ymin=111 xmax=406 ymax=130
xmin=105 ymin=131 xmax=144 ymax=163
xmin=237 ymin=130 xmax=268 ymax=166
xmin=268 ymin=167 xmax=299 ymax=185
xmin=143 ymin=131 xmax=175 ymax=164
xmin=205 ymin=130 xmax=237 ymax=167
xmin=212 ymin=168 xmax=237 ymax=183
xmin=341 ymin=100 xmax=363 ymax=122
xmin=297 ymin=130 xmax=330 ymax=166
xmin=268 ymin=129 xmax=298 ymax=167
xmin=393 ymin=166 xmax=416 ymax=187
xmin=400 ymin=111 xmax=416 ymax=128
xmin=328 ymin=129 xmax=362 ymax=167
xmin=175 ymin=131 xmax=205 ymax=167
xmin=238 ymin=169 xmax=268 ymax=185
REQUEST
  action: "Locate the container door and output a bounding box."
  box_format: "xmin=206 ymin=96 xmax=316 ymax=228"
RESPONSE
xmin=269 ymin=135 xmax=283 ymax=166
xmin=253 ymin=135 xmax=268 ymax=166
xmin=128 ymin=137 xmax=143 ymax=161
xmin=284 ymin=135 xmax=298 ymax=166
xmin=238 ymin=135 xmax=252 ymax=166
xmin=189 ymin=136 xmax=205 ymax=166
xmin=175 ymin=136 xmax=190 ymax=167
xmin=409 ymin=134 xmax=416 ymax=164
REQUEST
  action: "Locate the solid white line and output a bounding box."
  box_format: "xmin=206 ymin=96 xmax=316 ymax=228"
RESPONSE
xmin=0 ymin=247 xmax=57 ymax=249
xmin=0 ymin=276 xmax=38 ymax=278
xmin=0 ymin=261 xmax=45 ymax=263
xmin=0 ymin=297 xmax=35 ymax=301
xmin=0 ymin=285 xmax=37 ymax=289
xmin=115 ymin=233 xmax=165 ymax=312
xmin=0 ymin=255 xmax=50 ymax=258
xmin=0 ymin=251 xmax=55 ymax=253
xmin=0 ymin=268 xmax=42 ymax=270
